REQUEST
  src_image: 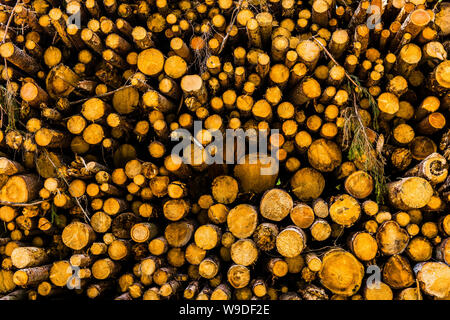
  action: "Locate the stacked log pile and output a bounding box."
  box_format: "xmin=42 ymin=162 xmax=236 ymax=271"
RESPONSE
xmin=0 ymin=0 xmax=448 ymax=300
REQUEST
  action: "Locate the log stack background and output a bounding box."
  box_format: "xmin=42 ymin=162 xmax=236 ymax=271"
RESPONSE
xmin=0 ymin=0 xmax=448 ymax=300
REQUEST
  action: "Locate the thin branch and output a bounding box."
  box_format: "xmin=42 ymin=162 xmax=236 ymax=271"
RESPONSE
xmin=311 ymin=35 xmax=360 ymax=88
xmin=0 ymin=199 xmax=45 ymax=207
xmin=1 ymin=0 xmax=20 ymax=44
xmin=218 ymin=0 xmax=244 ymax=54
xmin=69 ymin=85 xmax=134 ymax=105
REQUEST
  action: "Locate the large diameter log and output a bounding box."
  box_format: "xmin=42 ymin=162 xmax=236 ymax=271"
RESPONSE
xmin=387 ymin=177 xmax=433 ymax=210
xmin=233 ymin=154 xmax=278 ymax=194
xmin=0 ymin=42 xmax=40 ymax=74
xmin=405 ymin=153 xmax=448 ymax=185
xmin=276 ymin=226 xmax=306 ymax=258
xmin=211 ymin=175 xmax=239 ymax=204
xmin=137 ymin=48 xmax=164 ymax=76
xmin=112 ymin=87 xmax=140 ymax=115
xmin=329 ymin=194 xmax=361 ymax=227
xmin=415 ymin=262 xmax=450 ymax=299
xmin=290 ymin=167 xmax=325 ymax=201
xmin=307 ymin=139 xmax=342 ymax=172
xmin=230 ymin=239 xmax=258 ymax=266
xmin=348 ymin=232 xmax=378 ymax=261
xmin=62 ymin=222 xmax=96 ymax=250
xmin=259 ymin=189 xmax=293 ymax=221
xmin=45 ymin=64 xmax=80 ymax=99
xmin=318 ymin=249 xmax=364 ymax=297
xmin=13 ymin=265 xmax=52 ymax=286
xmin=0 ymin=270 xmax=16 ymax=294
xmin=383 ymin=255 xmax=415 ymax=289
xmin=428 ymin=60 xmax=450 ymax=95
xmin=436 ymin=237 xmax=450 ymax=266
xmin=344 ymin=171 xmax=374 ymax=199
xmin=164 ymin=221 xmax=194 ymax=248
xmin=376 ymin=221 xmax=409 ymax=256
xmin=0 ymin=174 xmax=41 ymax=203
xmin=227 ymin=204 xmax=258 ymax=239
xmin=11 ymin=247 xmax=49 ymax=269
xmin=0 ymin=158 xmax=24 ymax=176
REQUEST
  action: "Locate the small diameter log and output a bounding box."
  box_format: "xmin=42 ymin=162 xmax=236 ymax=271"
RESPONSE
xmin=180 ymin=74 xmax=208 ymax=105
xmin=90 ymin=212 xmax=112 ymax=234
xmin=309 ymin=219 xmax=332 ymax=241
xmin=70 ymin=254 xmax=93 ymax=268
xmin=194 ymin=224 xmax=221 ymax=251
xmin=267 ymin=258 xmax=288 ymax=278
xmin=406 ymin=237 xmax=433 ymax=262
xmin=111 ymin=212 xmax=139 ymax=239
xmin=0 ymin=289 xmax=27 ymax=300
xmin=436 ymin=238 xmax=450 ymax=265
xmin=87 ymin=281 xmax=114 ymax=299
xmin=49 ymin=261 xmax=72 ymax=287
xmin=163 ymin=199 xmax=190 ymax=221
xmin=253 ymin=223 xmax=278 ymax=251
xmin=417 ymin=113 xmax=446 ymax=135
xmin=143 ymin=90 xmax=176 ymax=113
xmin=199 ymin=256 xmax=220 ymax=279
xmin=428 ymin=60 xmax=450 ymax=95
xmin=364 ymin=282 xmax=393 ymax=300
xmin=20 ymin=81 xmax=49 ymax=108
xmin=35 ymin=128 xmax=69 ymax=148
xmin=0 ymin=158 xmax=24 ymax=176
xmin=312 ymin=198 xmax=329 ymax=219
xmin=318 ymin=249 xmax=364 ymax=297
xmin=130 ymin=223 xmax=158 ymax=243
xmin=395 ymin=44 xmax=422 ymax=77
xmin=108 ymin=239 xmax=131 ymax=261
xmin=227 ymin=265 xmax=250 ymax=289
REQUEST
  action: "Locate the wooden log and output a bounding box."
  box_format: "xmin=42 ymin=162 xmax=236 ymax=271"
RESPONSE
xmin=318 ymin=249 xmax=364 ymax=296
